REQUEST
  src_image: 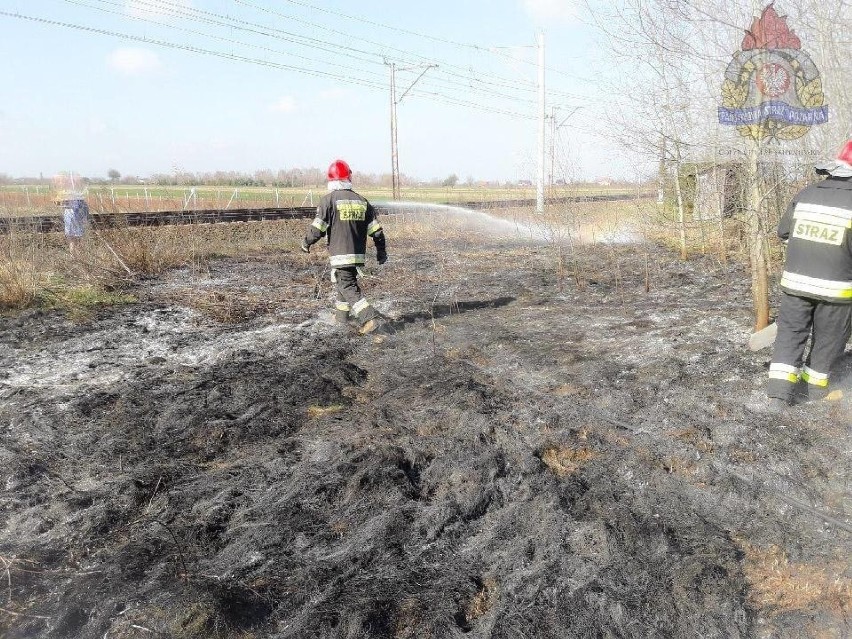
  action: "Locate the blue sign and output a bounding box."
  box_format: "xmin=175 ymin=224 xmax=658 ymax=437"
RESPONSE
xmin=718 ymin=102 xmax=829 ymax=126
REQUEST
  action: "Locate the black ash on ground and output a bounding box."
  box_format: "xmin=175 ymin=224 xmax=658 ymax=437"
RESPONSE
xmin=0 ymin=239 xmax=849 ymax=638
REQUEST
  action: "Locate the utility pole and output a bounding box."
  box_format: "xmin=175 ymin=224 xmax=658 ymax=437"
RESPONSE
xmin=386 ymin=61 xmax=437 ymax=200
xmin=388 ymin=62 xmax=399 ymax=200
xmin=536 ymin=30 xmax=546 ymax=214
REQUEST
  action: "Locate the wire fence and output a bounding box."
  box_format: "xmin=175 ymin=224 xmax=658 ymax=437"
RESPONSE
xmin=0 ymin=186 xmax=317 ymax=216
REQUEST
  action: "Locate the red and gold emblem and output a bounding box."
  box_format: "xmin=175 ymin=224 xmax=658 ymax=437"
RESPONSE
xmin=719 ymin=5 xmax=828 ymax=141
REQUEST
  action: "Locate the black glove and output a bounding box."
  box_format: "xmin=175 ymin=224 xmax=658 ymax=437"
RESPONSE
xmin=300 ymin=240 xmax=310 ymax=253
xmin=376 ymin=249 xmax=387 ymax=265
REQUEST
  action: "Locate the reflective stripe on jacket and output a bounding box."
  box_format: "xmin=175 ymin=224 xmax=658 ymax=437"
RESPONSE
xmin=303 ymin=188 xmax=386 ymax=266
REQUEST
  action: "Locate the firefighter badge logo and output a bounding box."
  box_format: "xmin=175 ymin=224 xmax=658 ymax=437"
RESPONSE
xmin=718 ymin=4 xmax=828 ymax=141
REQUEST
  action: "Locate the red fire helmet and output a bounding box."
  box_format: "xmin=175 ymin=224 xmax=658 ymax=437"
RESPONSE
xmin=837 ymin=140 xmax=852 ymax=167
xmin=327 ymin=159 xmax=352 ymax=181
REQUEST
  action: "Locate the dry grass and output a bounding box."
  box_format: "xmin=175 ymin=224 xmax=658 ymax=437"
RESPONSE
xmin=306 ymin=404 xmax=345 ymax=418
xmin=0 ymin=229 xmax=55 ymax=308
xmin=181 ymin=290 xmax=277 ymax=324
xmin=739 ymin=541 xmax=852 ymax=617
xmin=1 ymin=200 xmax=646 ymax=315
xmin=669 ymin=426 xmax=714 ymax=453
xmin=458 ymin=577 xmax=498 ymax=628
xmin=1 ymin=196 xmax=647 ymax=313
xmin=0 ymin=219 xmax=303 ymax=312
xmin=540 ymin=445 xmax=598 ymax=477
xmin=551 ymin=382 xmax=590 ymax=397
xmin=97 ymin=220 xmax=299 ymax=276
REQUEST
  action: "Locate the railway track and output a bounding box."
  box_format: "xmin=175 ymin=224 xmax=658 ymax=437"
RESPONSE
xmin=0 ymin=192 xmax=645 ymax=234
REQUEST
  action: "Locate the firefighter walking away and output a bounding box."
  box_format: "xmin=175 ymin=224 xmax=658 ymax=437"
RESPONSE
xmin=767 ymin=140 xmax=852 ymax=409
xmin=301 ymin=159 xmax=389 ymax=335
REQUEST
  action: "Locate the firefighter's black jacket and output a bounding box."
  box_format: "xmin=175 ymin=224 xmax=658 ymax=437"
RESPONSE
xmin=303 ymin=188 xmax=386 ymax=267
xmin=778 ymin=176 xmax=852 ymax=302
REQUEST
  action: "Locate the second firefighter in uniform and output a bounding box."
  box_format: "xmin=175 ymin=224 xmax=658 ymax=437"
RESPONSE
xmin=768 ymin=140 xmax=852 ymax=406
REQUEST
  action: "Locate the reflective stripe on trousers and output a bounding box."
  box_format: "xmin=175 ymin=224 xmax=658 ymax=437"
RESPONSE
xmin=801 ymin=365 xmax=829 ymax=387
xmin=768 ymin=362 xmax=799 ymax=384
xmin=352 ymin=298 xmax=372 ymax=317
xmin=331 ymin=266 xmax=376 ymax=325
xmin=768 ymin=292 xmax=852 ymax=400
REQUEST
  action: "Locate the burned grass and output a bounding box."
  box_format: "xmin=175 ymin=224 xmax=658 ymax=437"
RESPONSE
xmin=0 ymin=227 xmax=849 ymax=638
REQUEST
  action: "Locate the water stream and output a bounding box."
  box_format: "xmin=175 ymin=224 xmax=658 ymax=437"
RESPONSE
xmin=375 ymin=200 xmax=641 ymax=245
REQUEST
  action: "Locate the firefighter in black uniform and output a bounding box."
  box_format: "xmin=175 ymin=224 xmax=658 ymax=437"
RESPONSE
xmin=768 ymin=140 xmax=852 ymax=407
xmin=301 ymin=159 xmax=388 ymax=334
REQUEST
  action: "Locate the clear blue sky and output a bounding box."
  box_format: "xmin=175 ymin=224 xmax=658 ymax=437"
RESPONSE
xmin=0 ymin=0 xmax=623 ymax=182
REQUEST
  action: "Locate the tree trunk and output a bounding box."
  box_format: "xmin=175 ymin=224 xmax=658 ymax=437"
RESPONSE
xmin=747 ymin=145 xmax=770 ymax=331
xmin=673 ymin=142 xmax=688 ymax=261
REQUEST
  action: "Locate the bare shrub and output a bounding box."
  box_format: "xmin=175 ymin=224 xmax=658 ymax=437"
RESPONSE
xmin=0 ymin=218 xmax=305 ymax=311
xmin=0 ymin=227 xmax=53 ymax=308
xmin=96 ymin=225 xmax=203 ymax=276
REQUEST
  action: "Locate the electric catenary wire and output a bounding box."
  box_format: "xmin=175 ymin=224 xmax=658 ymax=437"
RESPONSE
xmin=71 ymin=0 xmax=548 ymax=108
xmin=0 ymin=9 xmax=536 ymax=120
xmin=258 ymin=0 xmax=597 ymax=84
xmin=123 ymin=0 xmax=588 ymax=103
xmin=61 ymin=0 xmax=571 ymax=112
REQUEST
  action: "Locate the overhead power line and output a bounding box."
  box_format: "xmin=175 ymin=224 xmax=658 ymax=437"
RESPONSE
xmin=63 ymin=0 xmax=391 ymax=86
xmin=67 ymin=0 xmax=549 ymax=107
xmin=266 ymin=0 xmax=592 ymax=80
xmin=273 ymin=0 xmax=498 ymax=52
xmin=261 ymin=0 xmax=597 ymax=84
xmin=233 ymin=0 xmax=539 ymax=88
xmin=0 ymin=9 xmax=381 ymax=89
xmin=0 ymin=9 xmax=536 ymax=120
xmin=136 ymin=0 xmax=588 ymax=102
xmin=60 ymin=0 xmax=582 ymax=109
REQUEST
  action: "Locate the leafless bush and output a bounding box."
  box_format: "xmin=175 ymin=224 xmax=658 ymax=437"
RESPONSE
xmin=0 ymin=219 xmax=304 ymax=310
xmin=0 ymin=227 xmax=46 ymax=308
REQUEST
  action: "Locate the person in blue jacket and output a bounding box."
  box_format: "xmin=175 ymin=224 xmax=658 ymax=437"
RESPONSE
xmin=56 ymin=191 xmax=90 ymax=257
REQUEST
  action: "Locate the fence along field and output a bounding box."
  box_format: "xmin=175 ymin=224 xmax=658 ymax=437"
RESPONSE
xmin=0 ymin=183 xmax=636 ymax=216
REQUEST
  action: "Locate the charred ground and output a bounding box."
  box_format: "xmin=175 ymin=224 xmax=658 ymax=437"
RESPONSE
xmin=0 ymin=228 xmax=849 ymax=638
